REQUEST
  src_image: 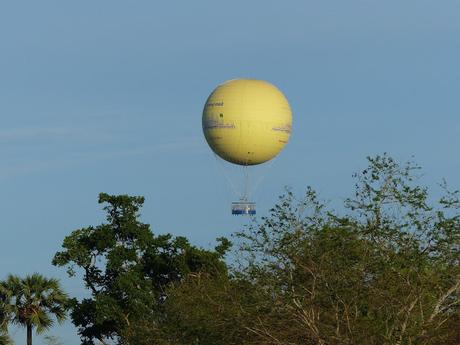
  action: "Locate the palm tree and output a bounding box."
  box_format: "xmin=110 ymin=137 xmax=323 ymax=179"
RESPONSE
xmin=0 ymin=283 xmax=11 ymax=345
xmin=0 ymin=333 xmax=12 ymax=345
xmin=2 ymin=274 xmax=68 ymax=345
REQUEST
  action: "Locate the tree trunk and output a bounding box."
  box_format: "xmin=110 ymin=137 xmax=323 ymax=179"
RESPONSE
xmin=27 ymin=323 xmax=32 ymax=345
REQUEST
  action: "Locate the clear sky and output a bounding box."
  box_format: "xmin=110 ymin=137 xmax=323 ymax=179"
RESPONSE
xmin=1 ymin=1 xmax=460 ymax=343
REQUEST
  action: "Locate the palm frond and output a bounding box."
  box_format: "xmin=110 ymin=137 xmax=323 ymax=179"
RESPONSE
xmin=0 ymin=274 xmax=69 ymax=337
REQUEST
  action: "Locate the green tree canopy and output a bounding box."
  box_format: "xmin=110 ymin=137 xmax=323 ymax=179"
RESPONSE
xmin=53 ymin=193 xmax=230 ymax=345
xmin=50 ymin=155 xmax=460 ymax=344
xmin=160 ymin=154 xmax=460 ymax=345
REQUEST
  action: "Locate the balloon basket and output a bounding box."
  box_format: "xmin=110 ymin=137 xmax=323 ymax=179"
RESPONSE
xmin=231 ymin=201 xmax=256 ymax=215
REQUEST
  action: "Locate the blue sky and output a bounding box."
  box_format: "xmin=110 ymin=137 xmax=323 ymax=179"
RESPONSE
xmin=1 ymin=1 xmax=460 ymax=343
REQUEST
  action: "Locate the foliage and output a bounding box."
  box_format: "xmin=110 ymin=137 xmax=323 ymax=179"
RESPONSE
xmin=0 ymin=274 xmax=68 ymax=345
xmin=48 ymin=155 xmax=460 ymax=344
xmin=0 ymin=284 xmax=11 ymax=345
xmin=161 ymin=154 xmax=460 ymax=345
xmin=0 ymin=333 xmax=12 ymax=345
xmin=0 ymin=284 xmax=10 ymax=333
xmin=53 ymin=193 xmax=230 ymax=345
xmin=158 ymin=272 xmax=264 ymax=345
xmin=43 ymin=335 xmax=63 ymax=345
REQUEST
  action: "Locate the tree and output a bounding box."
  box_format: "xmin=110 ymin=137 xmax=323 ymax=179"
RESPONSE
xmin=53 ymin=193 xmax=230 ymax=345
xmin=230 ymin=154 xmax=460 ymax=344
xmin=0 ymin=283 xmax=11 ymax=345
xmin=0 ymin=283 xmax=10 ymax=334
xmin=0 ymin=334 xmax=12 ymax=345
xmin=161 ymin=272 xmax=264 ymax=345
xmin=0 ymin=274 xmax=68 ymax=345
xmin=161 ymin=154 xmax=459 ymax=345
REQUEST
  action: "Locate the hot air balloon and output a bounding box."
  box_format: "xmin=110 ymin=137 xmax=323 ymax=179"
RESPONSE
xmin=202 ymin=79 xmax=292 ymax=215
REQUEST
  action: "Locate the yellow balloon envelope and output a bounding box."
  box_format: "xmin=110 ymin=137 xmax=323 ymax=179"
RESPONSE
xmin=202 ymin=79 xmax=292 ymax=165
